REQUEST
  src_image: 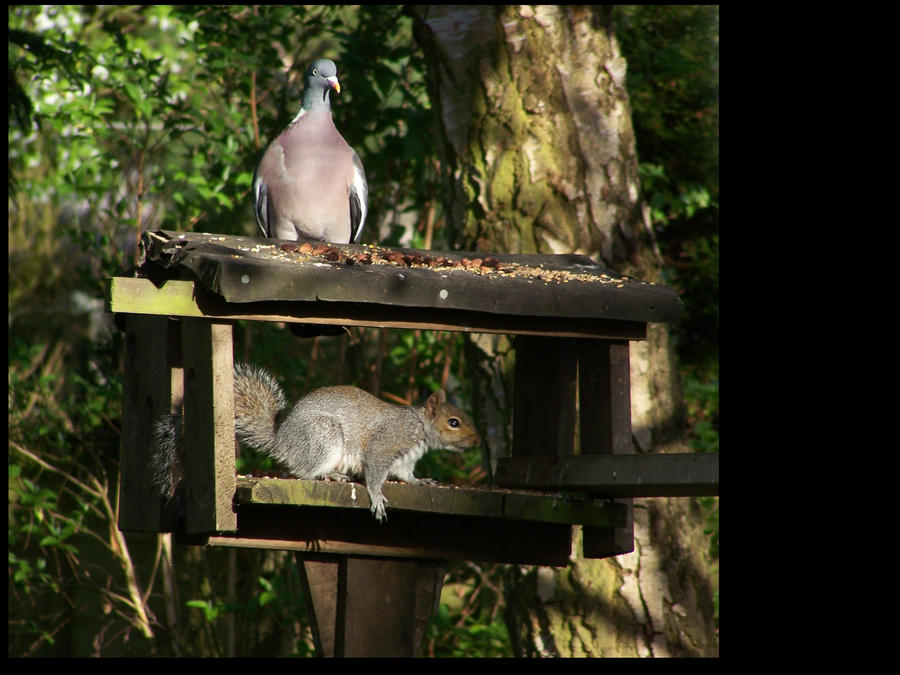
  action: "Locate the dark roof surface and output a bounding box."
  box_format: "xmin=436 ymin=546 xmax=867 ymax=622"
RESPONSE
xmin=136 ymin=230 xmax=682 ymax=324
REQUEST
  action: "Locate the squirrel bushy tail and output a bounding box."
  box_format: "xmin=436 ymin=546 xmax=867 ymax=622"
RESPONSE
xmin=232 ymin=362 xmax=288 ymax=454
xmin=150 ymin=406 xmax=183 ymax=500
xmin=150 ymin=363 xmax=289 ymax=500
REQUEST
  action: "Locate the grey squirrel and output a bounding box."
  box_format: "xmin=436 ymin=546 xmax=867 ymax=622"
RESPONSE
xmin=151 ymin=363 xmax=480 ymax=522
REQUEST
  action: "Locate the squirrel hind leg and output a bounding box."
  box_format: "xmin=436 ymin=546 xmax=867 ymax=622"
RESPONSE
xmin=369 ymin=489 xmax=388 ymax=522
xmin=274 ymin=416 xmax=349 ymax=479
xmin=362 ymin=463 xmax=391 ymax=523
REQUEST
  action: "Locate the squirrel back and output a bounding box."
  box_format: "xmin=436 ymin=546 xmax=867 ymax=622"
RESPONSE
xmin=151 ymin=363 xmax=480 ymax=522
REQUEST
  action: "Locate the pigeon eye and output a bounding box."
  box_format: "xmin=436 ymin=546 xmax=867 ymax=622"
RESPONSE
xmin=312 ymin=68 xmax=318 ymax=76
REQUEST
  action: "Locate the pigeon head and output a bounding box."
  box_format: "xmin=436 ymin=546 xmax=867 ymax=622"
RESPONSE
xmin=306 ymin=58 xmax=341 ymax=101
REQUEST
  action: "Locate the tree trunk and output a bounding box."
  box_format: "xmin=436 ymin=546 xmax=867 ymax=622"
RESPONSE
xmin=413 ymin=5 xmax=717 ymax=657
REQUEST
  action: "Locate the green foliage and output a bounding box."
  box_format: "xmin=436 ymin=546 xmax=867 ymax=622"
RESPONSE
xmin=424 ymin=563 xmax=512 ymax=657
xmin=615 ymin=6 xmax=718 ymax=199
xmin=8 ymin=334 xmax=129 ymax=655
xmin=683 ymin=374 xmax=719 ymax=455
xmin=427 ymin=604 xmax=512 ymax=657
xmin=181 ymin=555 xmax=316 ymax=657
xmin=639 ymin=162 xmax=715 ymax=228
xmin=614 ymin=5 xmax=719 ymax=370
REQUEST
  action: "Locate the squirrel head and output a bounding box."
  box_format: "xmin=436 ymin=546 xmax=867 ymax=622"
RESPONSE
xmin=423 ymin=390 xmax=481 ymax=452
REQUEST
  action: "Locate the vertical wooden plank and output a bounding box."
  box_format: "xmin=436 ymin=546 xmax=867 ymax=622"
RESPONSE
xmin=513 ymin=336 xmax=577 ymax=457
xmin=296 ymin=553 xmax=341 ymax=657
xmin=181 ymin=319 xmax=237 ymax=534
xmin=579 ymin=340 xmax=635 ymax=557
xmin=298 ymin=554 xmax=446 ymax=658
xmin=339 ymin=557 xmax=446 ymax=657
xmin=579 ymin=340 xmax=632 ymax=455
xmin=119 ymin=314 xmax=176 ymax=532
xmin=412 ymin=558 xmax=447 ymax=650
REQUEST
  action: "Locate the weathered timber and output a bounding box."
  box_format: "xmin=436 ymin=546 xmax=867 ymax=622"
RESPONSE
xmin=577 ymin=340 xmax=635 ymax=557
xmin=118 ymin=315 xmax=179 ymax=532
xmin=233 ymin=476 xmax=625 ymax=527
xmin=494 ymin=453 xmax=720 ymax=497
xmin=201 ymin=504 xmax=577 ymax=567
xmin=513 ymin=336 xmax=578 ymax=456
xmin=188 ymin=476 xmax=626 ymax=566
xmin=181 ymin=319 xmax=237 ymax=534
xmin=106 ymin=276 xmax=647 ymax=340
xmin=297 ymin=553 xmax=445 ymax=657
xmin=579 ymin=340 xmax=632 ymax=455
xmin=116 ymin=230 xmax=681 ymax=327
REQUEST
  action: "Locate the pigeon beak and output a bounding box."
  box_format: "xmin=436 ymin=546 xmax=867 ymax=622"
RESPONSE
xmin=326 ymin=76 xmax=341 ymax=95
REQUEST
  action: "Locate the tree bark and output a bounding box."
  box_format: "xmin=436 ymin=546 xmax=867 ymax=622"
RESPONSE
xmin=413 ymin=5 xmax=717 ymax=657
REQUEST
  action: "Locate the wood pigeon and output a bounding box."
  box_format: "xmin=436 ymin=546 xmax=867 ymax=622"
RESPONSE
xmin=253 ymin=58 xmax=368 ymax=244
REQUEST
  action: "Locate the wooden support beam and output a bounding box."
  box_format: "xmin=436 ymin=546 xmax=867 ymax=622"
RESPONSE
xmin=494 ymin=453 xmax=719 ymax=497
xmin=203 ymin=503 xmax=580 ymax=567
xmin=513 ymin=335 xmax=577 ymax=457
xmin=296 ymin=555 xmax=340 ymax=657
xmin=577 ymin=340 xmax=634 ymax=558
xmin=118 ymin=314 xmax=179 ymax=532
xmin=579 ymin=339 xmax=632 ymax=454
xmin=297 ymin=553 xmax=446 ymax=657
xmin=181 ymin=319 xmax=237 ymax=534
xmin=105 ymin=277 xmax=648 ymax=340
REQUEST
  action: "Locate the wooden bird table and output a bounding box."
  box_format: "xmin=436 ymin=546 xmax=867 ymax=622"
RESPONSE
xmin=106 ymin=230 xmax=715 ymax=657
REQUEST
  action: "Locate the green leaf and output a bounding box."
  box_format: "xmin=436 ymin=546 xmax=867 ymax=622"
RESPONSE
xmin=122 ymin=81 xmax=141 ymax=103
xmin=186 ymin=599 xmax=221 ymax=622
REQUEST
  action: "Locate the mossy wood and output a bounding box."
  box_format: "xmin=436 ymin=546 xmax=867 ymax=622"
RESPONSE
xmin=180 ymin=477 xmax=625 ymax=566
xmin=234 ymin=476 xmax=626 ymax=526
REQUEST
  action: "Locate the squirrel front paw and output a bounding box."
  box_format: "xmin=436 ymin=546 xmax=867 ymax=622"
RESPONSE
xmin=369 ymin=491 xmax=388 ymax=523
xmin=323 ymin=473 xmax=353 ymax=483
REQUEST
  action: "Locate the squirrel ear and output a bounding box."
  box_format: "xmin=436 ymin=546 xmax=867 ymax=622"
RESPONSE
xmin=424 ymin=390 xmax=447 ymax=418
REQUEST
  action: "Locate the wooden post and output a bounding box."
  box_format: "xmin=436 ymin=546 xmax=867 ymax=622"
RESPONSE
xmin=513 ymin=335 xmax=577 ymax=457
xmin=181 ymin=318 xmax=237 ymax=534
xmin=578 ymin=340 xmax=634 ymax=557
xmin=118 ymin=314 xmax=180 ymax=533
xmin=297 ymin=553 xmax=446 ymax=657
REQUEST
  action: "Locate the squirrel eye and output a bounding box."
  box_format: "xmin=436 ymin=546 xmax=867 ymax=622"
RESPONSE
xmin=448 ymin=418 xmax=460 ymax=428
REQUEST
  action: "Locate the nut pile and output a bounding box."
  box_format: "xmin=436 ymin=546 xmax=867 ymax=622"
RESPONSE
xmin=277 ymin=241 xmax=510 ymax=273
xmin=237 ymin=240 xmax=636 ymax=286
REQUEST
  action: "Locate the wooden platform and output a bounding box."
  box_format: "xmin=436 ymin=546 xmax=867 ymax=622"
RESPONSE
xmin=107 ymin=230 xmax=713 ymax=656
xmin=190 ymin=477 xmax=628 ymax=567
